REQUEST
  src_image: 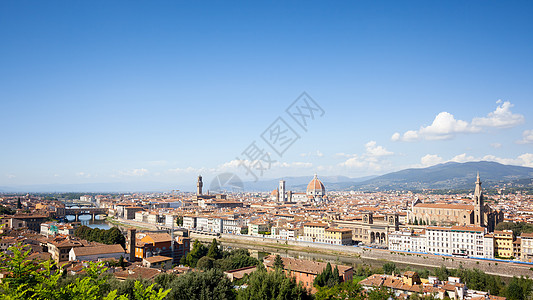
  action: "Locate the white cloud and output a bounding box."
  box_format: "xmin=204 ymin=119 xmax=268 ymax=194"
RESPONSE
xmin=300 ymin=150 xmax=324 ymax=158
xmin=450 ymin=153 xmax=476 ymax=163
xmin=420 ymin=154 xmax=444 ymax=167
xmin=117 ymin=168 xmax=149 ymax=177
xmin=273 ymin=162 xmax=313 ymax=168
xmin=76 ymin=172 xmax=94 ymax=178
xmin=393 ymin=101 xmax=524 ymax=142
xmin=339 ymin=141 xmax=394 ymax=171
xmin=6 ymin=174 xmax=16 ymax=179
xmin=472 ymin=100 xmax=524 ymax=128
xmin=365 ymin=141 xmax=393 ymax=157
xmin=490 ymin=143 xmax=502 ymax=149
xmin=517 ymin=130 xmax=533 ymax=144
xmin=391 ymin=132 xmax=401 ymax=142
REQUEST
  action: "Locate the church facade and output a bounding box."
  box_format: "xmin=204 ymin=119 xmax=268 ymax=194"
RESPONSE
xmin=410 ymin=174 xmax=503 ymax=231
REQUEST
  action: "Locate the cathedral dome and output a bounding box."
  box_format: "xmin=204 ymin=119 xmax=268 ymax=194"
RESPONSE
xmin=306 ymin=174 xmax=325 ymax=200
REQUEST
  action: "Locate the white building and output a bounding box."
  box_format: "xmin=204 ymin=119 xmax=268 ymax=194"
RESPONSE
xmin=388 ymin=230 xmax=412 ymax=252
xmin=426 ymin=227 xmax=451 ymax=255
xmin=411 ymin=230 xmax=427 ymax=253
xmin=271 ymin=226 xmax=302 ymax=240
xmin=183 ymin=216 xmax=196 ymax=230
xmin=484 ymin=233 xmax=495 ymax=259
xmin=450 ymin=225 xmax=485 ymax=257
xmin=135 ymin=211 xmax=148 ymax=223
xmin=222 ymin=217 xmax=246 ymax=234
xmin=196 ymin=216 xmax=209 ymax=232
xmin=208 ymin=217 xmax=223 ymax=233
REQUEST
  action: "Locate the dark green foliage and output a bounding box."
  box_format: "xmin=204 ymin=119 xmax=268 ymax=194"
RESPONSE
xmin=367 ymin=286 xmax=395 ymax=300
xmin=0 ymin=243 xmax=170 ymax=300
xmin=315 ymin=278 xmax=364 ymax=300
xmin=207 ymin=239 xmax=223 ymax=260
xmin=17 ymin=198 xmax=22 ymax=209
xmin=504 ymin=276 xmax=533 ymax=300
xmin=74 ymin=225 xmax=126 ymax=248
xmin=382 ymin=262 xmax=396 ymax=275
xmin=0 ymin=204 xmax=15 ymax=215
xmin=240 ymin=227 xmax=248 ymax=235
xmin=182 ymin=240 xmax=208 ymax=267
xmin=176 ymin=216 xmax=183 ymax=227
xmin=495 ymin=222 xmax=533 ymax=236
xmin=314 ymin=262 xmax=341 ymax=288
xmin=163 ymin=269 xmax=235 ymax=300
xmin=237 ymin=268 xmax=312 ymax=300
xmin=273 ymin=254 xmax=284 ymax=270
xmin=197 ymin=256 xmax=215 ymax=270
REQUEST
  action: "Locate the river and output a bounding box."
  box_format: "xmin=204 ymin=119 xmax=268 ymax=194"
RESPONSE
xmin=65 ymin=214 xmax=111 ymax=230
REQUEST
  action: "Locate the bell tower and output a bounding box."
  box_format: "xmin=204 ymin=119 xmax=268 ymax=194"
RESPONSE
xmin=474 ymin=172 xmax=484 ymax=226
xmin=197 ymin=175 xmax=203 ymax=195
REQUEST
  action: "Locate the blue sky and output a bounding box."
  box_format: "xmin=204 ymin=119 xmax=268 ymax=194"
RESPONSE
xmin=1 ymin=1 xmax=533 ymax=189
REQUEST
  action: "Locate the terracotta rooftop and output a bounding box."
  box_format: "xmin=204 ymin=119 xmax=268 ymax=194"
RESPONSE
xmin=143 ymin=255 xmax=172 ymax=263
xmin=72 ymin=244 xmax=124 ymax=257
xmin=263 ymin=255 xmax=351 ymax=275
xmin=414 ymin=203 xmax=473 ymax=210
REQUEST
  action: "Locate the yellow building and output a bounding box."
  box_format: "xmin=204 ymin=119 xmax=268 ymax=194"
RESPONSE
xmin=494 ymin=230 xmax=514 ymax=258
xmin=303 ymin=222 xmax=328 ymax=243
xmin=325 ymin=228 xmax=352 ymax=245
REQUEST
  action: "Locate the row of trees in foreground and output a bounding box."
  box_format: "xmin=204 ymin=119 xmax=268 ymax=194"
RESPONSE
xmin=2 ymin=239 xmax=533 ymax=300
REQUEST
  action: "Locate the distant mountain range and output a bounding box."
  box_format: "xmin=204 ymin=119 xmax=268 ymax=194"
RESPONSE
xmin=343 ymin=161 xmax=533 ymax=191
xmin=249 ymin=161 xmax=533 ymax=192
xmin=1 ymin=161 xmax=532 ymax=193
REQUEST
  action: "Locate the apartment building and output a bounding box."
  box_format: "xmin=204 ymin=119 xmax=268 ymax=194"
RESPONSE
xmin=301 ymin=222 xmax=328 ymax=243
xmin=183 ymin=215 xmax=196 ymax=229
xmin=521 ymin=233 xmax=533 ymax=262
xmin=325 ymin=228 xmax=352 ymax=245
xmin=248 ymin=222 xmax=269 ymax=236
xmin=411 ymin=230 xmax=427 ymax=253
xmin=222 ymin=217 xmax=246 ymax=234
xmin=271 ymin=226 xmax=302 ymax=240
xmin=483 ymin=234 xmax=495 ymax=259
xmin=450 ymin=226 xmax=485 ymax=257
xmin=426 ymin=227 xmax=451 ymax=255
xmin=494 ymin=230 xmax=514 ymax=258
xmin=388 ymin=230 xmax=412 ymax=252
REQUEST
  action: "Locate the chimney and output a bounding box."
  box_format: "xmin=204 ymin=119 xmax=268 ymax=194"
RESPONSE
xmin=128 ymin=228 xmax=136 ymax=262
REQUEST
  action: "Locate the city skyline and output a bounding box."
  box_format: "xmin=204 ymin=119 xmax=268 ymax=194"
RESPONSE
xmin=1 ymin=1 xmax=533 ymax=188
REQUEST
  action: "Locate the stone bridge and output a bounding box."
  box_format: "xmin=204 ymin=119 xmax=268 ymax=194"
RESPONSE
xmin=64 ymin=207 xmax=108 ymax=221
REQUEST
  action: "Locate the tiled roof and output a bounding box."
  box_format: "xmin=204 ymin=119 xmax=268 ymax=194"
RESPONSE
xmin=143 ymin=255 xmax=172 ymax=263
xmin=263 ymin=255 xmax=351 ymax=275
xmin=72 ymin=244 xmax=124 ymax=257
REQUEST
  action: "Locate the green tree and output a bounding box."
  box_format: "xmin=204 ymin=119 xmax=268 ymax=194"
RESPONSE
xmin=315 ymin=262 xmax=340 ymax=288
xmin=183 ymin=240 xmax=208 ymax=267
xmin=166 ymin=269 xmax=235 ymax=300
xmin=315 ymin=279 xmax=364 ymax=300
xmin=383 ymin=262 xmax=397 ymax=275
xmin=506 ymin=279 xmax=525 ymax=300
xmin=207 ymin=239 xmax=223 ymax=260
xmin=0 ymin=204 xmax=15 ymax=215
xmin=237 ymin=268 xmax=312 ymax=300
xmin=273 ymin=255 xmax=284 ymax=270
xmin=176 ymin=216 xmax=183 ymax=227
xmin=367 ymin=286 xmax=395 ymax=300
xmin=197 ymin=256 xmax=215 ymax=270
